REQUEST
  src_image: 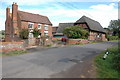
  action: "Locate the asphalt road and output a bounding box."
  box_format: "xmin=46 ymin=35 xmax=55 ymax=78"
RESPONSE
xmin=2 ymin=41 xmax=118 ymax=78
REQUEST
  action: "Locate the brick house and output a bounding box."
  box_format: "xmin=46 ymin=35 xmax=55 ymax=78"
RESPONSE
xmin=52 ymin=26 xmax=59 ymax=35
xmin=5 ymin=3 xmax=52 ymax=42
xmin=57 ymin=16 xmax=107 ymax=41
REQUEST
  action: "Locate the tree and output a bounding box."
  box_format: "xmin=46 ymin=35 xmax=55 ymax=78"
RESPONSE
xmin=19 ymin=29 xmax=29 ymax=39
xmin=32 ymin=28 xmax=41 ymax=38
xmin=63 ymin=25 xmax=89 ymax=39
xmin=1 ymin=30 xmax=5 ymax=35
xmin=108 ymin=20 xmax=120 ymax=37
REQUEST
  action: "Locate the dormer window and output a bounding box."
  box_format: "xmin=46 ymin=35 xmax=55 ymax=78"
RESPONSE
xmin=28 ymin=22 xmax=34 ymax=29
xmin=38 ymin=24 xmax=41 ymax=29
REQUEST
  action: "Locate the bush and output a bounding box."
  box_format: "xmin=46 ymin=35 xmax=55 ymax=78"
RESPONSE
xmin=63 ymin=25 xmax=89 ymax=39
xmin=32 ymin=28 xmax=41 ymax=38
xmin=107 ymin=35 xmax=118 ymax=41
xmin=19 ymin=29 xmax=29 ymax=39
xmin=75 ymin=43 xmax=82 ymax=45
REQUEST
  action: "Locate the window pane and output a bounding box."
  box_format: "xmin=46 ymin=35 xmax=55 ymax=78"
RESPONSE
xmin=44 ymin=26 xmax=48 ymax=30
xmin=38 ymin=24 xmax=41 ymax=29
xmin=28 ymin=23 xmax=33 ymax=28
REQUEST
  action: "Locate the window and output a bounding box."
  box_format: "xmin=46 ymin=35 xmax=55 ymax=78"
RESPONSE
xmin=44 ymin=33 xmax=48 ymax=36
xmin=97 ymin=33 xmax=102 ymax=38
xmin=28 ymin=22 xmax=34 ymax=29
xmin=44 ymin=25 xmax=48 ymax=30
xmin=44 ymin=31 xmax=48 ymax=36
xmin=38 ymin=24 xmax=41 ymax=29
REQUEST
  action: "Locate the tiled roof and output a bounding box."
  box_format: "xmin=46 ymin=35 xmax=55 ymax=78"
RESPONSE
xmin=18 ymin=11 xmax=52 ymax=25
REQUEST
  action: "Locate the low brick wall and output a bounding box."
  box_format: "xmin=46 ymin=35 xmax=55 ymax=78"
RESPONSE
xmin=68 ymin=39 xmax=89 ymax=45
xmin=52 ymin=37 xmax=62 ymax=40
xmin=28 ymin=38 xmax=36 ymax=46
xmin=1 ymin=41 xmax=25 ymax=53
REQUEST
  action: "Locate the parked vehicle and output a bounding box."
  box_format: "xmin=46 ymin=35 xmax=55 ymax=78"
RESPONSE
xmin=61 ymin=36 xmax=68 ymax=42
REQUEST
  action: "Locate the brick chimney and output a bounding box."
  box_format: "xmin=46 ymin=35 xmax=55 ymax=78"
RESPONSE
xmin=12 ymin=2 xmax=18 ymax=34
xmin=6 ymin=7 xmax=10 ymax=20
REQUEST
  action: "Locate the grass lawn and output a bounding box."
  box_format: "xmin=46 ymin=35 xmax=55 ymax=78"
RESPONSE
xmin=95 ymin=44 xmax=120 ymax=78
xmin=1 ymin=50 xmax=28 ymax=57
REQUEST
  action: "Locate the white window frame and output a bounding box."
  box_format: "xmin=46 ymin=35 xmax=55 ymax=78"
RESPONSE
xmin=28 ymin=22 xmax=34 ymax=29
xmin=44 ymin=25 xmax=49 ymax=30
xmin=38 ymin=24 xmax=42 ymax=29
xmin=44 ymin=31 xmax=48 ymax=36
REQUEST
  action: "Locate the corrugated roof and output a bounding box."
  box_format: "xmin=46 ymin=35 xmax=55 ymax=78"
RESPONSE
xmin=18 ymin=11 xmax=52 ymax=25
xmin=75 ymin=16 xmax=106 ymax=33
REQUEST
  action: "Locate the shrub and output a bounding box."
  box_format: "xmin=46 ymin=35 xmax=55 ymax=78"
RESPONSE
xmin=32 ymin=28 xmax=41 ymax=38
xmin=107 ymin=35 xmax=118 ymax=41
xmin=75 ymin=43 xmax=82 ymax=45
xmin=19 ymin=29 xmax=29 ymax=39
xmin=63 ymin=25 xmax=89 ymax=39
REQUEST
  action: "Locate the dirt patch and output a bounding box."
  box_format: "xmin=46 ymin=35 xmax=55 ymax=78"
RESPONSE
xmin=51 ymin=54 xmax=98 ymax=78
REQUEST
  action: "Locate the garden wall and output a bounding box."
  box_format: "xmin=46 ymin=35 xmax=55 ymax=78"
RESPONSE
xmin=68 ymin=39 xmax=89 ymax=45
xmin=1 ymin=41 xmax=25 ymax=53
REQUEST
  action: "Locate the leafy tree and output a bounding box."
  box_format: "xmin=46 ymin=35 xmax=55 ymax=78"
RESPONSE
xmin=108 ymin=20 xmax=120 ymax=38
xmin=32 ymin=28 xmax=41 ymax=38
xmin=1 ymin=30 xmax=5 ymax=35
xmin=63 ymin=25 xmax=89 ymax=39
xmin=19 ymin=29 xmax=29 ymax=39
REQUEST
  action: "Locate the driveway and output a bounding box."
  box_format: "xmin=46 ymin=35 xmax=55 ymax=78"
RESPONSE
xmin=2 ymin=41 xmax=118 ymax=78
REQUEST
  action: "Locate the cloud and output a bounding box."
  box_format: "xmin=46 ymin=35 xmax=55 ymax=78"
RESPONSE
xmin=90 ymin=3 xmax=115 ymax=10
xmin=88 ymin=3 xmax=118 ymax=27
xmin=22 ymin=3 xmax=117 ymax=28
xmin=0 ymin=2 xmax=118 ymax=30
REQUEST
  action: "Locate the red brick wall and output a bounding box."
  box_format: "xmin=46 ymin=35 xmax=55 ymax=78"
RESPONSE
xmin=1 ymin=41 xmax=24 ymax=53
xmin=48 ymin=25 xmax=52 ymax=37
xmin=28 ymin=38 xmax=36 ymax=46
xmin=68 ymin=39 xmax=89 ymax=45
xmin=21 ymin=21 xmax=28 ymax=29
xmin=12 ymin=3 xmax=18 ymax=35
xmin=89 ymin=31 xmax=107 ymax=41
xmin=20 ymin=21 xmax=52 ymax=41
xmin=5 ymin=7 xmax=12 ymax=42
xmin=102 ymin=34 xmax=107 ymax=41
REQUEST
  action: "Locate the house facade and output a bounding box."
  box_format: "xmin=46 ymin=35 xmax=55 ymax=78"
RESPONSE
xmin=56 ymin=16 xmax=107 ymax=41
xmin=52 ymin=26 xmax=58 ymax=35
xmin=5 ymin=3 xmax=52 ymax=42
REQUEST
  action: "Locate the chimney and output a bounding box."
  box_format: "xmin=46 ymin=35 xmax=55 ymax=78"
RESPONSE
xmin=12 ymin=2 xmax=18 ymax=34
xmin=12 ymin=2 xmax=18 ymax=21
xmin=6 ymin=7 xmax=10 ymax=20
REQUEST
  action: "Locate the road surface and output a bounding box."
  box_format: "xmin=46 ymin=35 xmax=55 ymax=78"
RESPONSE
xmin=2 ymin=41 xmax=118 ymax=78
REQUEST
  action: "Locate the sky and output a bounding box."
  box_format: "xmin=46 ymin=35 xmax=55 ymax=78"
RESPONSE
xmin=0 ymin=0 xmax=119 ymax=30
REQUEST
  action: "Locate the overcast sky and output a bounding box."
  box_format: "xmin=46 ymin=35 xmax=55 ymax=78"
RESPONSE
xmin=0 ymin=0 xmax=119 ymax=30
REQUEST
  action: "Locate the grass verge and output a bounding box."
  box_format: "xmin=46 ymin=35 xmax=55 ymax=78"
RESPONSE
xmin=1 ymin=50 xmax=28 ymax=57
xmin=95 ymin=45 xmax=120 ymax=78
